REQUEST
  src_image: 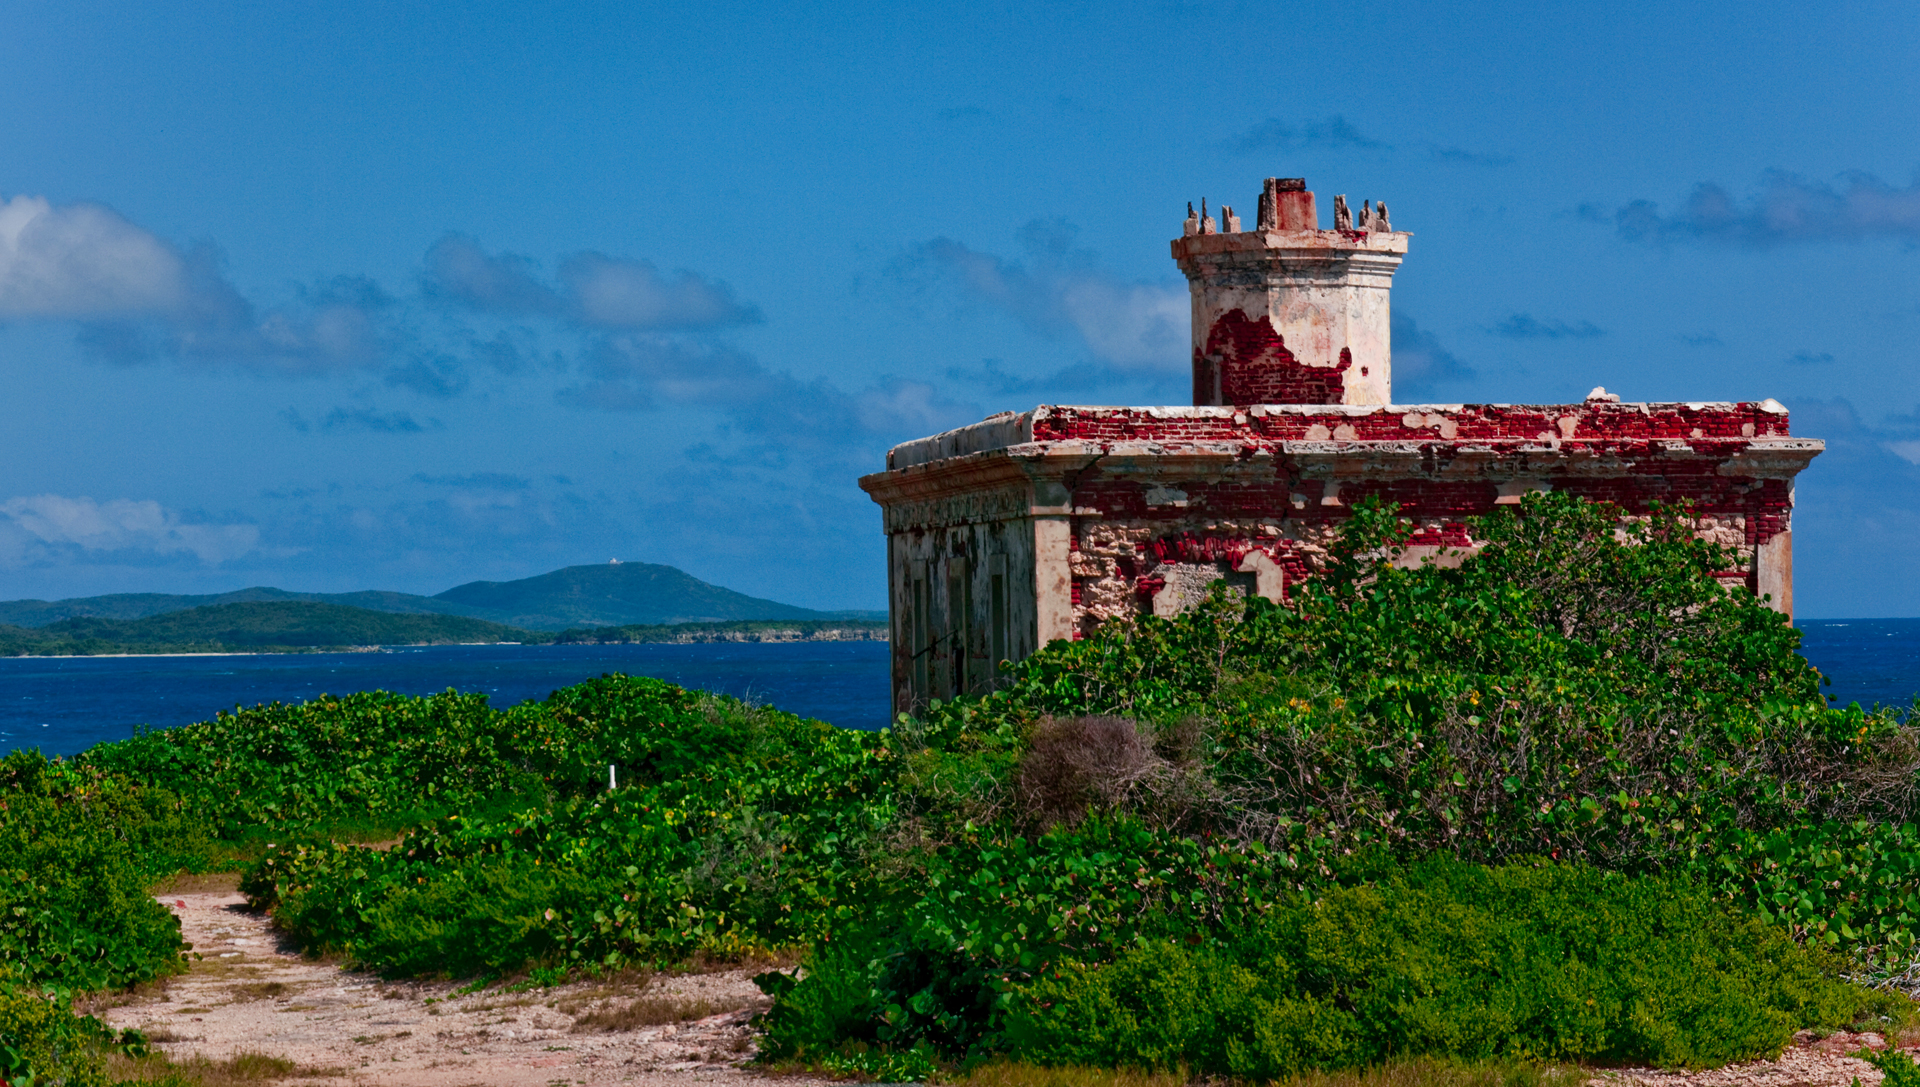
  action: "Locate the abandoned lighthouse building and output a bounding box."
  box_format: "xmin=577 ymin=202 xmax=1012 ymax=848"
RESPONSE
xmin=858 ymin=177 xmax=1823 ymax=714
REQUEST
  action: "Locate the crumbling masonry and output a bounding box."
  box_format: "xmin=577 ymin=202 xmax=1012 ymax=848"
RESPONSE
xmin=860 ymin=178 xmax=1822 ymax=714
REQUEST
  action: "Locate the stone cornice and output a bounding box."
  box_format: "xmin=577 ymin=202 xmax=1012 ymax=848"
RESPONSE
xmin=861 ymin=434 xmax=1826 ymax=522
xmin=1171 ymin=229 xmax=1411 ymax=262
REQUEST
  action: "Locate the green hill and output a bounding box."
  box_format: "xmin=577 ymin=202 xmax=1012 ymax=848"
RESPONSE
xmin=0 ymin=601 xmax=538 ymax=655
xmin=430 ymin=562 xmax=845 ymax=629
xmin=0 ymin=586 xmax=493 ymax=628
xmin=0 ymin=562 xmax=880 ymax=632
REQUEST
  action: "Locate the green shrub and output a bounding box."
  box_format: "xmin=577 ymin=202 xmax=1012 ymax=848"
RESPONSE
xmin=79 ymin=670 xmax=853 ymax=847
xmin=77 ymin=688 xmax=542 ymax=841
xmin=0 ymin=752 xmax=191 ymax=991
xmin=955 ymin=493 xmax=1920 ymax=964
xmin=0 ymin=973 xmax=151 ymax=1087
xmin=1863 ymin=1049 xmax=1920 ymax=1087
xmin=756 ymin=817 xmax=1335 ymax=1062
xmin=766 ymin=847 xmax=1905 ymax=1069
xmin=999 ymin=858 xmax=1902 ymax=1075
xmin=755 ymin=940 xmax=926 ymax=1066
xmin=363 ymin=853 xmax=611 ymax=979
xmin=245 ymin=678 xmax=898 ymax=977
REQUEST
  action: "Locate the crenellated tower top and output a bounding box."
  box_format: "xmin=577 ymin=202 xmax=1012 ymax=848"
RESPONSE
xmin=1172 ymin=177 xmax=1408 ymax=407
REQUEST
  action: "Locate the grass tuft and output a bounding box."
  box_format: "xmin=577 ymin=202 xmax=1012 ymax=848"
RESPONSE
xmin=947 ymin=1058 xmax=1590 ymax=1087
xmin=946 ymin=1060 xmax=1188 ymax=1087
xmin=150 ymin=871 xmax=244 ymax=896
xmin=686 ymin=945 xmax=805 ymax=974
xmin=1276 ymin=1057 xmax=1591 ymax=1087
xmin=229 ymin=980 xmax=292 ymax=1002
xmin=568 ymin=994 xmax=738 ymax=1032
xmin=107 ymin=1048 xmax=343 ymax=1084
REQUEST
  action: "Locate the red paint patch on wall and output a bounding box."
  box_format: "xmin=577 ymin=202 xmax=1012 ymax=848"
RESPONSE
xmin=1201 ymin=309 xmax=1349 ymax=405
xmin=1142 ymin=532 xmax=1315 ymax=604
xmin=1031 ymin=403 xmax=1790 ymax=443
xmin=1067 ymin=473 xmax=1791 ymax=551
xmin=1406 ymin=522 xmax=1472 ymax=548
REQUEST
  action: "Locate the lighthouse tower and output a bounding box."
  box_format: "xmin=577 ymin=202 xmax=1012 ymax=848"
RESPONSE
xmin=1174 ymin=178 xmax=1406 ymax=407
xmin=859 ymin=175 xmax=1819 ymax=714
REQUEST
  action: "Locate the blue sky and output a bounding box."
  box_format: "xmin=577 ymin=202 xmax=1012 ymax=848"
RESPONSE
xmin=0 ymin=0 xmax=1916 ymax=617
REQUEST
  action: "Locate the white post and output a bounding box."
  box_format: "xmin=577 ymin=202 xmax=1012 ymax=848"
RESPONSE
xmin=608 ymin=764 xmax=617 ymax=791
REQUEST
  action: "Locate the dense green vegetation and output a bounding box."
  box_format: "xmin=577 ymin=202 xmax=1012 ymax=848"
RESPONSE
xmin=0 ymin=751 xmax=201 ymax=1086
xmin=6 ymin=492 xmax=1920 ymax=1084
xmin=0 ymin=751 xmax=207 ymax=991
xmin=999 ymin=859 xmax=1864 ymax=1073
xmin=0 ymin=977 xmax=155 ymax=1087
xmin=237 ymin=681 xmax=893 ymax=978
xmin=550 ymin=618 xmax=889 ymax=643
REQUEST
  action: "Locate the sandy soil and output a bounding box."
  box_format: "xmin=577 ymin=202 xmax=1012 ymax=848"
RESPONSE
xmin=1597 ymin=1031 xmax=1908 ymax=1087
xmin=102 ymin=888 xmax=832 ymax=1087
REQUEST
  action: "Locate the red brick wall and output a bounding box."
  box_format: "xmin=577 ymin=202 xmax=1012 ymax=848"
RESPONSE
xmin=1200 ymin=310 xmax=1350 ymax=405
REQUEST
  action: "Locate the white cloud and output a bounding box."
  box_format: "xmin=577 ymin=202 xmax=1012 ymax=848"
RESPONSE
xmin=1056 ymin=279 xmax=1188 ymax=371
xmin=0 ymin=195 xmax=194 ymax=319
xmin=420 ymin=234 xmax=563 ymax=315
xmin=424 ymin=234 xmax=760 ymax=331
xmin=1230 ymin=115 xmax=1385 ymax=153
xmin=0 ymin=494 xmax=261 ymax=567
xmin=1596 ymin=170 xmax=1920 ymax=247
xmin=560 ymin=335 xmax=976 ymax=444
xmin=558 ymin=335 xmax=770 ymax=411
xmin=1 ymin=196 xmax=855 ymax=469
xmin=895 ymin=228 xmax=1189 ymax=374
xmin=0 ymin=194 xmax=397 ymax=378
xmin=854 ymin=380 xmax=978 ymax=435
xmin=558 ymin=252 xmax=760 ymax=330
xmin=1488 ymin=314 xmax=1606 ymax=340
xmin=0 ymin=205 xmax=769 ymax=394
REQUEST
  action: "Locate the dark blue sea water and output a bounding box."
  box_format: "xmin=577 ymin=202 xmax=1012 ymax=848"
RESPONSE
xmin=0 ymin=641 xmax=892 ymax=758
xmin=1 ymin=621 xmax=1915 ymax=759
xmin=1798 ymin=619 xmax=1920 ymax=711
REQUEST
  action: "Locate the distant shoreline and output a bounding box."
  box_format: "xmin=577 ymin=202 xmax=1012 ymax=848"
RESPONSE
xmin=5 ymin=627 xmax=889 ymax=659
xmin=548 ymin=619 xmax=888 ymax=646
xmin=3 ymin=603 xmax=890 ymax=657
xmin=10 ymin=651 xmax=272 ymax=659
xmin=559 ymin=627 xmax=889 ymax=646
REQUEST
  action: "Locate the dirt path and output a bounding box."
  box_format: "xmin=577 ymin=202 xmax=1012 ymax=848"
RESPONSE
xmin=105 ymin=887 xmax=1919 ymax=1087
xmin=1595 ymin=1032 xmax=1901 ymax=1087
xmin=103 ymin=889 xmax=832 ymax=1087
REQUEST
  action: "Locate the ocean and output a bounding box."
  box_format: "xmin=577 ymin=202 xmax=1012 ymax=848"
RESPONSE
xmin=1 ymin=619 xmax=1914 ymax=759
xmin=0 ymin=641 xmax=892 ymax=758
xmin=1797 ymin=618 xmax=1920 ymax=711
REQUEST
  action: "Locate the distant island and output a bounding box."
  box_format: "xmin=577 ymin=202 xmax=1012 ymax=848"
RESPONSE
xmin=0 ymin=561 xmax=888 ymax=656
xmin=0 ymin=560 xmax=883 ymax=632
xmin=0 ymin=601 xmax=529 ymax=656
